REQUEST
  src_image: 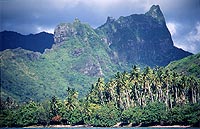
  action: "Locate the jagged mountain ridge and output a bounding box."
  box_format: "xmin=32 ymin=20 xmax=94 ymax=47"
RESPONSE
xmin=0 ymin=31 xmax=54 ymax=53
xmin=0 ymin=5 xmax=192 ymax=102
xmin=97 ymin=5 xmax=191 ymax=66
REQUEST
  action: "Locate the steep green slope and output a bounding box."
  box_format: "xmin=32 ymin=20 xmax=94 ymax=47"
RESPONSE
xmin=0 ymin=20 xmax=119 ymax=102
xmin=167 ymin=53 xmax=200 ymax=78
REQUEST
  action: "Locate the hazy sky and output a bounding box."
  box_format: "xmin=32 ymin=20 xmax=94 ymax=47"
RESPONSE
xmin=1 ymin=0 xmax=200 ymax=53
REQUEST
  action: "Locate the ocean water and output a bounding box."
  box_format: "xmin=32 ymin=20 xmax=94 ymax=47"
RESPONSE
xmin=1 ymin=127 xmax=198 ymax=129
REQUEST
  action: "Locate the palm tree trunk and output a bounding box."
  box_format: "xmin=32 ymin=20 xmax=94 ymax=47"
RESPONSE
xmin=165 ymin=83 xmax=169 ymax=108
xmin=126 ymin=89 xmax=130 ymax=108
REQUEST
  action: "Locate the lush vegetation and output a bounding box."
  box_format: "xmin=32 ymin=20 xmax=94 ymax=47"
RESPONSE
xmin=1 ymin=66 xmax=199 ymax=127
xmin=1 ymin=8 xmax=193 ymax=103
xmin=167 ymin=53 xmax=200 ymax=78
xmin=0 ymin=20 xmax=120 ymax=102
xmin=1 ymin=5 xmax=198 ymax=127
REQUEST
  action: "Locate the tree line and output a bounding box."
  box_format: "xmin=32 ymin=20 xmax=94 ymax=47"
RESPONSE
xmin=1 ymin=66 xmax=200 ymax=127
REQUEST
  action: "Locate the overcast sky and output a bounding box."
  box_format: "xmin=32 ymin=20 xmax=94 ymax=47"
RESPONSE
xmin=1 ymin=0 xmax=200 ymax=54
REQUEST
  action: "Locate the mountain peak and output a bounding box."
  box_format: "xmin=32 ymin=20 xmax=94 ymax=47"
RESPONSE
xmin=54 ymin=19 xmax=95 ymax=44
xmin=106 ymin=16 xmax=115 ymax=23
xmin=74 ymin=18 xmax=81 ymax=24
xmin=145 ymin=5 xmax=165 ymax=24
xmin=98 ymin=4 xmax=191 ymax=66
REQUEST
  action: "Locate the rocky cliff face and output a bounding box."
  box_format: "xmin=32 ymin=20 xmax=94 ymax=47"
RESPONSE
xmin=54 ymin=19 xmax=80 ymax=44
xmin=54 ymin=18 xmax=93 ymax=44
xmin=54 ymin=5 xmax=191 ymax=67
xmin=97 ymin=5 xmax=192 ymax=66
xmin=145 ymin=5 xmax=165 ymax=24
xmin=53 ymin=18 xmax=118 ymax=77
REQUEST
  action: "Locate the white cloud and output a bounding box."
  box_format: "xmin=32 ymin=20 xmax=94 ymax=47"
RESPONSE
xmin=174 ymin=22 xmax=200 ymax=54
xmin=36 ymin=26 xmax=54 ymax=34
xmin=187 ymin=22 xmax=200 ymax=42
xmin=166 ymin=22 xmax=177 ymax=36
xmin=175 ymin=42 xmax=196 ymax=54
xmin=51 ymin=0 xmax=80 ymax=9
xmin=1 ymin=0 xmax=200 ymax=53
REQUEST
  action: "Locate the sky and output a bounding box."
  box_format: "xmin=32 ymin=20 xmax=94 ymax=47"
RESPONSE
xmin=1 ymin=0 xmax=200 ymax=54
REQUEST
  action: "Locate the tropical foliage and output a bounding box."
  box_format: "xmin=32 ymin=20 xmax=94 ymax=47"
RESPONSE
xmin=1 ymin=66 xmax=200 ymax=127
xmin=167 ymin=53 xmax=200 ymax=78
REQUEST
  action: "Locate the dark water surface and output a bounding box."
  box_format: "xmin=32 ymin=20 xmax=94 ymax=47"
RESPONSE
xmin=1 ymin=127 xmax=198 ymax=129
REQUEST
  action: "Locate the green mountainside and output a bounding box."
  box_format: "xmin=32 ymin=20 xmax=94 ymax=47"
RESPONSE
xmin=0 ymin=5 xmax=193 ymax=102
xmin=1 ymin=20 xmax=120 ymax=102
xmin=167 ymin=53 xmax=200 ymax=78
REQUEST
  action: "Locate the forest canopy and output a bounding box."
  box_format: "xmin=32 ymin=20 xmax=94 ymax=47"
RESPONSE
xmin=1 ymin=66 xmax=200 ymax=127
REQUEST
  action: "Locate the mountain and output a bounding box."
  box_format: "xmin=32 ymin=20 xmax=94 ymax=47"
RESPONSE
xmin=0 ymin=31 xmax=54 ymax=53
xmin=0 ymin=19 xmax=119 ymax=102
xmin=167 ymin=53 xmax=200 ymax=78
xmin=97 ymin=5 xmax=191 ymax=67
xmin=0 ymin=5 xmax=192 ymax=102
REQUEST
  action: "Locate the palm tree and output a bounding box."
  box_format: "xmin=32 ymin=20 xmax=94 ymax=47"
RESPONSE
xmin=121 ymin=71 xmax=131 ymax=109
xmin=187 ymin=76 xmax=200 ymax=104
xmin=171 ymin=72 xmax=179 ymax=107
xmin=96 ymin=78 xmax=105 ymax=105
xmin=141 ymin=66 xmax=154 ymax=107
xmin=179 ymin=75 xmax=188 ymax=105
xmin=106 ymin=79 xmax=117 ymax=104
xmin=115 ymin=72 xmax=124 ymax=109
xmin=130 ymin=65 xmax=141 ymax=107
xmin=65 ymin=87 xmax=79 ymax=110
xmin=50 ymin=96 xmax=58 ymax=116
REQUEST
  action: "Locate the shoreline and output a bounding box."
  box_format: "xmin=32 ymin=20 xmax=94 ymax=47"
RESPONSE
xmin=24 ymin=125 xmax=92 ymax=128
xmin=24 ymin=124 xmax=192 ymax=128
xmin=150 ymin=125 xmax=191 ymax=128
